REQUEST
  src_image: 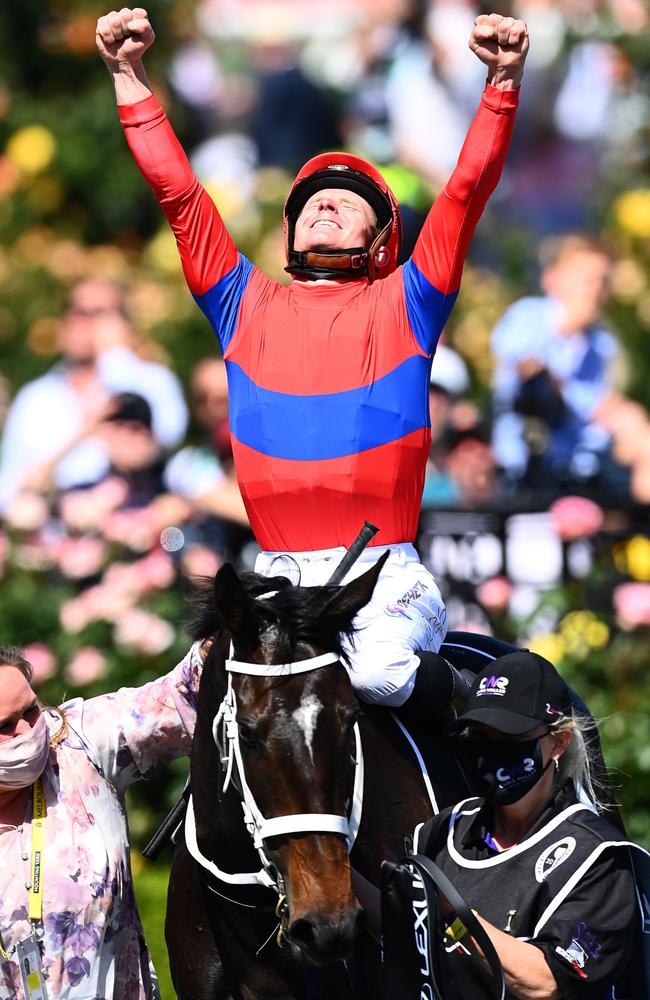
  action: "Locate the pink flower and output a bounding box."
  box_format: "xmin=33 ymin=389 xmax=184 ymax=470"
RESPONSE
xmin=103 ymin=509 xmax=156 ymax=551
xmin=55 ymin=536 xmax=107 ymax=579
xmin=80 ymin=584 xmax=135 ymax=623
xmin=93 ymin=476 xmax=129 ymax=511
xmin=549 ymin=496 xmax=603 ymax=541
xmin=22 ymin=643 xmax=57 ymax=684
xmin=64 ymin=646 xmax=107 ymax=687
xmin=138 ymin=548 xmax=175 ymax=589
xmin=4 ymin=492 xmax=49 ymax=532
xmin=102 ymin=561 xmax=143 ymax=597
xmin=60 ymin=479 xmax=128 ymax=532
xmin=113 ymin=609 xmax=175 ymax=656
xmin=59 ymin=598 xmax=90 ymax=634
xmin=60 ymin=491 xmax=103 ymax=533
xmin=476 ymin=576 xmax=512 ymax=613
xmin=613 ymin=582 xmax=650 ymax=630
xmin=181 ymin=544 xmax=222 ymax=580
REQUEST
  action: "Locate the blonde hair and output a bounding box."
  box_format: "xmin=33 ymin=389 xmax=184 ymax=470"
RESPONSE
xmin=552 ymin=711 xmax=608 ymax=813
xmin=539 ymin=233 xmax=614 ymax=272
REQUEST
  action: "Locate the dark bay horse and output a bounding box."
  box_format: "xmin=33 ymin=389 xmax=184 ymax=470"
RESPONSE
xmin=165 ymin=557 xmax=615 ymax=999
xmin=164 ymin=555 xmax=472 ymax=998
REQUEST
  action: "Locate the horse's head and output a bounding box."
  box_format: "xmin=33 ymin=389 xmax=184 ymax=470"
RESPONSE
xmin=190 ymin=553 xmax=387 ymax=966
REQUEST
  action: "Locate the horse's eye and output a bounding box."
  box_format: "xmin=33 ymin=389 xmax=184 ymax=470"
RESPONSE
xmin=237 ymin=720 xmax=258 ymax=747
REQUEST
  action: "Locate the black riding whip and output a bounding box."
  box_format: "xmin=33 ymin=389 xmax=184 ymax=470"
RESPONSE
xmin=326 ymin=520 xmax=379 ymax=585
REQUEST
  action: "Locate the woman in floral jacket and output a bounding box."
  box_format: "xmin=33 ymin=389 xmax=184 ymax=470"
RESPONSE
xmin=0 ymin=641 xmax=204 ymax=1000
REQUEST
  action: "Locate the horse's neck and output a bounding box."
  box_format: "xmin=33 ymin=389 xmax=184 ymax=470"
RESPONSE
xmin=351 ymin=708 xmax=470 ymax=882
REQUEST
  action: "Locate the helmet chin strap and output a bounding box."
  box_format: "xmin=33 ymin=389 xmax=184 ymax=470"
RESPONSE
xmin=285 ymin=221 xmax=392 ymax=283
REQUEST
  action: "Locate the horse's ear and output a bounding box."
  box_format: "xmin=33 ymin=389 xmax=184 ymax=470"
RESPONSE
xmin=213 ymin=562 xmax=254 ymax=637
xmin=320 ymin=551 xmax=390 ymax=631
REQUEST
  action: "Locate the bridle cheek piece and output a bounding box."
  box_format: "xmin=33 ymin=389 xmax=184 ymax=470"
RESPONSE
xmin=184 ymin=643 xmax=364 ymax=897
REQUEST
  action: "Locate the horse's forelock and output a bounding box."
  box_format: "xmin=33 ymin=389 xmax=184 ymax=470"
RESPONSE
xmin=184 ymin=572 xmax=294 ymax=642
xmin=238 ymin=572 xmax=293 ymax=599
xmin=185 ymin=571 xmax=354 ymax=663
xmin=264 ymin=585 xmax=354 ymax=664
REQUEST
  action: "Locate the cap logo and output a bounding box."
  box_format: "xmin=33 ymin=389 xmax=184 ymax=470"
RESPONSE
xmin=545 ymin=703 xmax=564 ymax=717
xmin=477 ymin=675 xmax=509 ymax=697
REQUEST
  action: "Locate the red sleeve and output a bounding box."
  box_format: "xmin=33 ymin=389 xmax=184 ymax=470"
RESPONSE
xmin=411 ymin=83 xmax=519 ymax=295
xmin=118 ymin=96 xmax=239 ymax=296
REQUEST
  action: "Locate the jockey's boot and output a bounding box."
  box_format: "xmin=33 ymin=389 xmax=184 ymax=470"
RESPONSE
xmin=399 ymin=652 xmax=472 ymax=723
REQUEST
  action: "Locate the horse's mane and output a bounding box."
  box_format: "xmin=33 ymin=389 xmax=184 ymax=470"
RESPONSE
xmin=186 ymin=572 xmax=354 ymax=662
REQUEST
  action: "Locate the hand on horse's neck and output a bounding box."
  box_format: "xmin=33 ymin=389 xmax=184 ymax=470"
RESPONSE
xmin=0 ymin=785 xmax=30 ymax=827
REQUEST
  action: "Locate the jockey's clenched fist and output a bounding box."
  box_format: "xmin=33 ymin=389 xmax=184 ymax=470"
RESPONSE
xmin=469 ymin=13 xmax=529 ymax=88
xmin=96 ymin=7 xmax=155 ymax=67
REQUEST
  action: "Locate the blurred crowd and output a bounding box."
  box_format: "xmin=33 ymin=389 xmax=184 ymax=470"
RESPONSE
xmin=1 ymin=0 xmax=650 ymax=672
xmin=426 ymin=233 xmax=650 ymax=513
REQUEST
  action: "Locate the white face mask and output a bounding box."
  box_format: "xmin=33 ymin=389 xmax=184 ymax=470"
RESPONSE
xmin=0 ymin=714 xmax=50 ymax=790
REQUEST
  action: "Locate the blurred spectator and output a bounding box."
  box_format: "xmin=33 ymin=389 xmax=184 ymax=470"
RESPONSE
xmin=0 ymin=280 xmax=188 ymax=512
xmin=428 ymin=343 xmax=471 ymax=442
xmin=491 ymin=234 xmax=632 ymax=501
xmin=163 ymin=358 xmax=249 ymax=557
xmin=441 ymin=421 xmax=500 ymax=509
xmin=423 ymin=345 xmax=500 ymax=509
xmin=58 ymin=381 xmax=248 ymax=559
xmin=187 ymin=356 xmax=232 ymax=468
xmin=98 ymin=392 xmax=166 ymax=507
xmin=250 ymin=38 xmax=342 ymax=170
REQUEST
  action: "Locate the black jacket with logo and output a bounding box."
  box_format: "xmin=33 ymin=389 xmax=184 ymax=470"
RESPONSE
xmin=420 ymin=782 xmax=647 ymax=999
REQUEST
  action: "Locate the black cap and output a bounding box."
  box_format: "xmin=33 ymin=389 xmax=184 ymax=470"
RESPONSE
xmin=105 ymin=392 xmax=152 ymax=429
xmin=452 ymin=650 xmax=572 ymax=735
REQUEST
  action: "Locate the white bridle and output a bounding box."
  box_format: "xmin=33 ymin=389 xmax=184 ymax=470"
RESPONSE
xmin=184 ymin=643 xmax=364 ymax=893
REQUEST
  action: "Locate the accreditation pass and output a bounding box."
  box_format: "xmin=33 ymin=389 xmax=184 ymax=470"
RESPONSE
xmin=16 ymin=935 xmax=48 ymax=1000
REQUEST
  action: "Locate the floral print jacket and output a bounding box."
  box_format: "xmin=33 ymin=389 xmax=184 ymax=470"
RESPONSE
xmin=0 ymin=643 xmax=202 ymax=1000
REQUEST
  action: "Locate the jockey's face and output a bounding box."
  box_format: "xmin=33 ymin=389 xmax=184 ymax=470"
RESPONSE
xmin=293 ymin=188 xmax=378 ymax=253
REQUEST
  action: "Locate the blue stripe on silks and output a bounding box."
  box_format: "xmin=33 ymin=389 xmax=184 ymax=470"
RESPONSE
xmin=194 ymin=253 xmax=255 ymax=353
xmin=226 ymin=354 xmax=432 ymax=461
xmin=402 ymin=258 xmax=458 ymax=355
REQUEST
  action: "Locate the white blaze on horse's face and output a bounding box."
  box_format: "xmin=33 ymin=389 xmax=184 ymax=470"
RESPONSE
xmin=292 ymin=693 xmax=323 ymax=766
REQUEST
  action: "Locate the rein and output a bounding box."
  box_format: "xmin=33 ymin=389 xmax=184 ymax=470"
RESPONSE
xmin=184 ymin=643 xmax=365 ymax=897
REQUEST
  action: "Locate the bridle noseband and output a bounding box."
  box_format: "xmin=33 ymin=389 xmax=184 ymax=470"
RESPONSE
xmin=184 ymin=641 xmax=364 ymax=896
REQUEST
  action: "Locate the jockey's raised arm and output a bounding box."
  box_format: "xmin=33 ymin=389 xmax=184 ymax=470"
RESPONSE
xmin=405 ymin=14 xmax=527 ymax=355
xmin=97 ymin=7 xmax=238 ymax=299
xmin=98 ymin=9 xmax=529 ymax=720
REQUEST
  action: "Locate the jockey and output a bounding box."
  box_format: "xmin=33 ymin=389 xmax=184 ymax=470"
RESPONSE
xmin=97 ymin=10 xmax=529 ymax=718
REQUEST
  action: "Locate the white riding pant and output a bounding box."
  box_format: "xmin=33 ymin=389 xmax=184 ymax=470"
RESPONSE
xmin=254 ymin=543 xmax=448 ymax=707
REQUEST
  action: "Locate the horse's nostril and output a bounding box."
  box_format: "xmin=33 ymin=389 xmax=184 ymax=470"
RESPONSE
xmin=289 ymin=916 xmax=317 ymax=950
xmin=288 ymin=908 xmax=362 ymax=963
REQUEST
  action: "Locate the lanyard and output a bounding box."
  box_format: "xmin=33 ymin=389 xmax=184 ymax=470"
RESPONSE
xmin=0 ymin=779 xmax=46 ymax=960
xmin=28 ymin=778 xmax=46 ymax=925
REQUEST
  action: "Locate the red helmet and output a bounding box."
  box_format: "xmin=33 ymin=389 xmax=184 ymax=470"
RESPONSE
xmin=283 ymin=152 xmax=402 ymax=283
